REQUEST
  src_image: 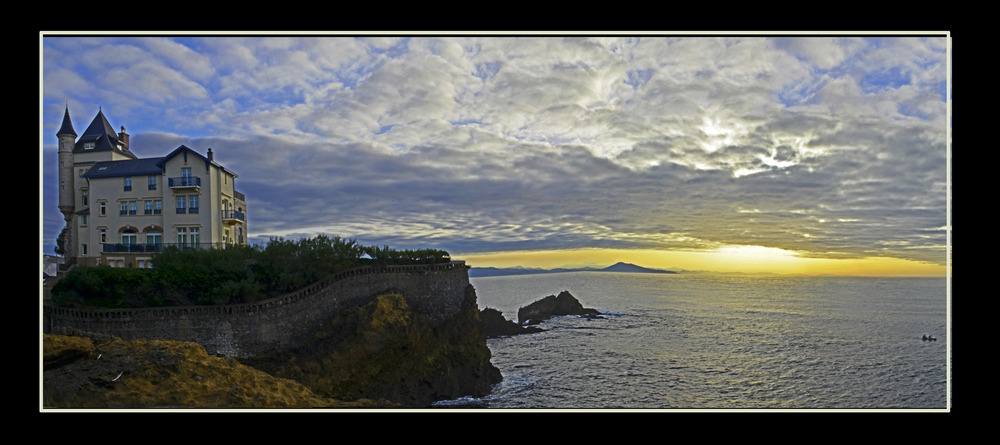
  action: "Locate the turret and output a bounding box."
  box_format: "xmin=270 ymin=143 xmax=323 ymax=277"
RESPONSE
xmin=56 ymin=106 xmax=77 ymax=259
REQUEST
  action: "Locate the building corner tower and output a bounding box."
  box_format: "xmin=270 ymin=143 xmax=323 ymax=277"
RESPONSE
xmin=56 ymin=106 xmax=77 ymax=261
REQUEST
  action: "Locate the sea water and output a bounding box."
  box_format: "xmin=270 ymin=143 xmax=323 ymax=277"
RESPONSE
xmin=435 ymin=272 xmax=949 ymax=410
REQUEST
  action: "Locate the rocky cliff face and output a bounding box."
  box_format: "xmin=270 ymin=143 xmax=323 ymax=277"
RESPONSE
xmin=42 ymin=285 xmax=502 ymax=409
xmin=243 ymin=286 xmax=501 ymax=407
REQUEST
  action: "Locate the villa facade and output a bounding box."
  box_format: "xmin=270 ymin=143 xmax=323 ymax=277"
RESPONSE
xmin=56 ymin=107 xmax=248 ymax=268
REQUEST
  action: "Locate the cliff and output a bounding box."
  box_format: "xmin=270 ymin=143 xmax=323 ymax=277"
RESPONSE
xmin=43 ymin=286 xmax=502 ymax=409
xmin=241 ymin=287 xmax=501 ymax=407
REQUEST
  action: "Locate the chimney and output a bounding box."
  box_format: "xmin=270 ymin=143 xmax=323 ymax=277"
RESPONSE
xmin=118 ymin=125 xmax=129 ymax=150
xmin=207 ymin=148 xmax=214 ymax=162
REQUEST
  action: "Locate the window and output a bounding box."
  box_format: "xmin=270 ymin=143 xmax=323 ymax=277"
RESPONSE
xmin=121 ymin=231 xmax=137 ymax=246
xmin=189 ymin=195 xmax=199 ymax=214
xmin=181 ymin=167 xmax=193 ymax=187
xmin=148 ymin=176 xmax=157 ymax=191
xmin=190 ymin=228 xmax=200 ymax=247
xmin=123 ymin=177 xmax=132 ymax=191
xmin=177 ymin=228 xmax=187 ymax=246
xmin=99 ymin=201 xmax=106 ymax=217
xmin=129 ymin=201 xmax=137 ymax=215
xmin=80 ymin=215 xmax=87 ymax=227
xmin=120 ymin=201 xmax=128 ymax=215
xmin=154 ymin=200 xmax=162 ymax=215
xmin=177 ymin=196 xmax=187 ymax=214
xmin=146 ymin=230 xmax=162 ymax=246
xmin=84 ymin=142 xmax=95 ymax=150
xmin=81 ymin=244 xmax=87 ymax=255
xmin=145 ymin=200 xmax=153 ymax=215
xmin=100 ymin=229 xmax=107 ymax=243
xmin=82 ymin=190 xmax=88 ymax=206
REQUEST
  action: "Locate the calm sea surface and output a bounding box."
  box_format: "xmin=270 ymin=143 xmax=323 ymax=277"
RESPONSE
xmin=435 ymin=272 xmax=950 ymax=410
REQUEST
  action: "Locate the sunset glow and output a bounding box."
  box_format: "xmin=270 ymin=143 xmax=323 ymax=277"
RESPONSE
xmin=461 ymin=245 xmax=948 ymax=277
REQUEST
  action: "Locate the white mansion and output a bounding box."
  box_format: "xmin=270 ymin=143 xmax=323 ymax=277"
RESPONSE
xmin=56 ymin=107 xmax=248 ymax=268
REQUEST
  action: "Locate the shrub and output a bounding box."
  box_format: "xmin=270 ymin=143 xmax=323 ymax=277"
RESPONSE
xmin=50 ymin=236 xmax=450 ymax=309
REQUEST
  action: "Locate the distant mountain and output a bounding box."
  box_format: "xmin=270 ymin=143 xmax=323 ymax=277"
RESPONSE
xmin=599 ymin=262 xmax=678 ymax=274
xmin=468 ymin=262 xmax=678 ymax=278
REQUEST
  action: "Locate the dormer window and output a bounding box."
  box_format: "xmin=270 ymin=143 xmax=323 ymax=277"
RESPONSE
xmin=84 ymin=142 xmax=95 ymax=150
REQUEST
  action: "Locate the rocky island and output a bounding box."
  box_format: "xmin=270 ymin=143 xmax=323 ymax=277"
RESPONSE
xmin=479 ymin=290 xmax=603 ymax=338
xmin=517 ymin=290 xmax=603 ymax=325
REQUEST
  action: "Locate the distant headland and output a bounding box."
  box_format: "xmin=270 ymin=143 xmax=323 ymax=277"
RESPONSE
xmin=469 ymin=261 xmax=679 ymax=278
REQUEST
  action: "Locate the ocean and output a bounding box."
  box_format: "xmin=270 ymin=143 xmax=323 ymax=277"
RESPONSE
xmin=434 ymin=272 xmax=950 ymax=411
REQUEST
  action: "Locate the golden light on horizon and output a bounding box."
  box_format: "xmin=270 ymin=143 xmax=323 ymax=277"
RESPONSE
xmin=459 ymin=245 xmax=947 ymax=277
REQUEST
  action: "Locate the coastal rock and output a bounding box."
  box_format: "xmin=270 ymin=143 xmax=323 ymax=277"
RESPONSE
xmin=480 ymin=307 xmax=544 ymax=338
xmin=517 ymin=290 xmax=603 ymax=326
xmin=42 ymin=333 xmax=379 ymax=409
xmin=43 ymin=286 xmax=502 ymax=409
xmin=242 ymin=288 xmax=501 ymax=408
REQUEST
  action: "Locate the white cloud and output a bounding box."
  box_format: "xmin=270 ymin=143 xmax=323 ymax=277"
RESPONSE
xmin=41 ymin=34 xmax=950 ymax=266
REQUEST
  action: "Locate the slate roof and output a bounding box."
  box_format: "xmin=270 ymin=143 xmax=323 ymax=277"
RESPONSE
xmin=83 ymin=157 xmax=165 ymax=179
xmin=57 ymin=106 xmax=76 ymax=138
xmin=65 ymin=110 xmax=237 ymax=179
xmin=156 ymin=145 xmax=238 ymax=178
xmin=73 ymin=108 xmax=137 ymax=159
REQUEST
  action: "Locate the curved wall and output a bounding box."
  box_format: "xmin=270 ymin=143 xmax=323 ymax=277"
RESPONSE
xmin=43 ymin=261 xmax=470 ymax=358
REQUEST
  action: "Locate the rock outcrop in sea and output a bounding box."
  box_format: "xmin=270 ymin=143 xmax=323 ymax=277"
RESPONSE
xmin=480 ymin=307 xmax=545 ymax=338
xmin=517 ymin=290 xmax=603 ymax=326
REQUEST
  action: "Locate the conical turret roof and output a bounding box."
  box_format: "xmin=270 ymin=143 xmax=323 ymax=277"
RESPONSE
xmin=57 ymin=106 xmax=76 ymax=138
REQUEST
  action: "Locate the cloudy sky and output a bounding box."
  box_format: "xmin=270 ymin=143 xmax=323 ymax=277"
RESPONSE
xmin=39 ymin=32 xmax=951 ymax=275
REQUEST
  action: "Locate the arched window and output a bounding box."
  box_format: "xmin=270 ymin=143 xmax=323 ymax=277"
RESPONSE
xmin=145 ymin=230 xmax=162 ymax=247
xmin=121 ymin=229 xmax=137 ymax=247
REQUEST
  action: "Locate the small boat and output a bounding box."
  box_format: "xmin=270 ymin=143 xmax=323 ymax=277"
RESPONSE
xmin=922 ymin=335 xmax=937 ymax=341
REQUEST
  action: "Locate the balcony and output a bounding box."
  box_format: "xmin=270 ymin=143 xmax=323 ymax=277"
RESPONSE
xmin=102 ymin=242 xmax=237 ymax=253
xmin=222 ymin=209 xmax=246 ymax=224
xmin=168 ymin=176 xmax=201 ymax=190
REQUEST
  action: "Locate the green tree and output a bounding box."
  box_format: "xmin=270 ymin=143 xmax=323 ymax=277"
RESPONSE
xmin=54 ymin=225 xmax=68 ymax=256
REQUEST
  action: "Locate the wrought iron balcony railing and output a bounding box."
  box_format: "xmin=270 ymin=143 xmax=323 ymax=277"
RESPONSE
xmin=222 ymin=209 xmax=245 ymax=223
xmin=168 ymin=176 xmax=201 ymax=188
xmin=102 ymin=242 xmax=238 ymax=253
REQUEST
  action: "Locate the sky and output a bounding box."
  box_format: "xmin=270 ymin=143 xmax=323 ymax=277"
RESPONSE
xmin=39 ymin=32 xmax=952 ymax=276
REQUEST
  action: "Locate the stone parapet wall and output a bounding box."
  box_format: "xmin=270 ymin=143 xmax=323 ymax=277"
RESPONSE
xmin=43 ymin=261 xmax=470 ymax=358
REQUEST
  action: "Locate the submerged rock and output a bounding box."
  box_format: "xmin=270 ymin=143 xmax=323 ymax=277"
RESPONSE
xmin=517 ymin=290 xmax=603 ymax=326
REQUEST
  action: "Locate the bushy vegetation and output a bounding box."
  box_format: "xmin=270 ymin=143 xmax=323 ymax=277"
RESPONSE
xmin=51 ymin=235 xmax=451 ymax=309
